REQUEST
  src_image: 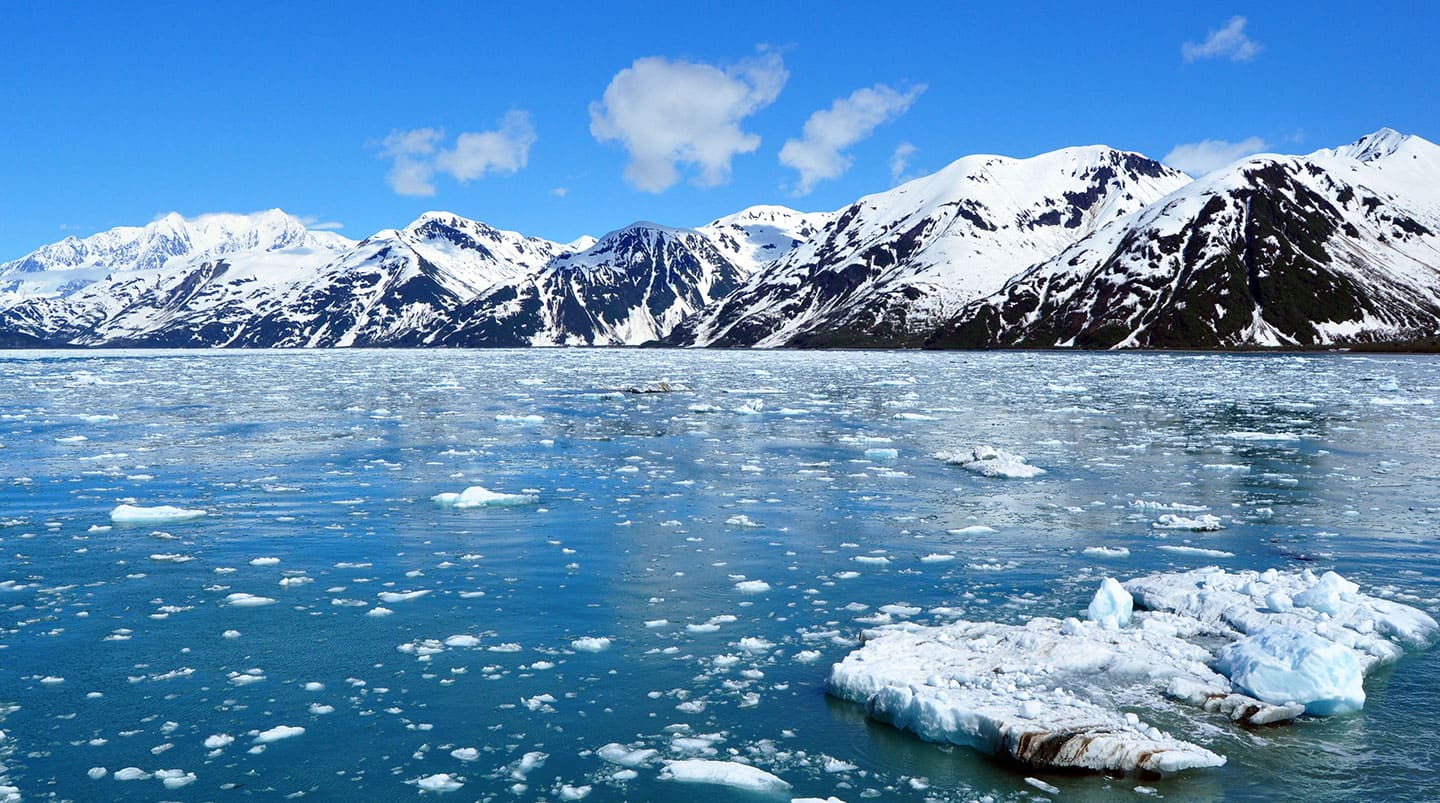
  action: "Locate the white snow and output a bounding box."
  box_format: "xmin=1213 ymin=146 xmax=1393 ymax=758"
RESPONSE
xmin=658 ymin=759 xmax=792 ymax=794
xmin=432 ymin=486 xmax=538 ymax=508
xmin=110 ymin=504 xmax=206 ymax=523
xmin=937 ymin=446 xmax=1045 ymax=478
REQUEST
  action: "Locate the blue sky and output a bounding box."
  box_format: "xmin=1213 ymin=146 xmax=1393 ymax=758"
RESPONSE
xmin=2 ymin=2 xmax=1436 ymax=257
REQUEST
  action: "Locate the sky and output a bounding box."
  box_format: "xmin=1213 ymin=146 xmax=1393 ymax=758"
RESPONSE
xmin=2 ymin=1 xmax=1436 ymax=258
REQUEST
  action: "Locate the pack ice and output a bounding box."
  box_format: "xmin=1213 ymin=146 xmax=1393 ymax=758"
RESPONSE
xmin=828 ymin=567 xmax=1436 ymax=775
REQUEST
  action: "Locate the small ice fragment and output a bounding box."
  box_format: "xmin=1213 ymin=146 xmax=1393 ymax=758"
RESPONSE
xmin=203 ymin=734 xmax=233 ymax=749
xmin=432 ymin=486 xmax=538 ymax=508
xmin=597 ymin=743 xmax=658 ymax=767
xmin=571 ymin=637 xmax=612 ymax=652
xmin=451 ymin=747 xmax=480 ymax=762
xmin=413 ymin=773 xmax=464 ymax=792
xmin=224 ymin=593 xmax=276 ymax=607
xmin=252 ymin=725 xmax=305 ymax=744
xmin=658 ymin=760 xmax=792 ymax=794
xmin=110 ymin=504 xmax=206 ymax=524
xmin=937 ymin=446 xmax=1045 ymax=478
xmin=734 ymin=579 xmax=771 ymax=593
xmin=249 ymin=557 xmax=280 ymax=567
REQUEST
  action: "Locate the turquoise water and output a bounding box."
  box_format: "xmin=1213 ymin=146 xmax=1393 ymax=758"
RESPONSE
xmin=1 ymin=349 xmax=1437 ymax=801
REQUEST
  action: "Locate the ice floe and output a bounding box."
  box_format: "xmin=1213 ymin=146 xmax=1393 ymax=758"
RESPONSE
xmin=829 ymin=568 xmax=1436 ymax=775
xmin=432 ymin=486 xmax=538 ymax=508
xmin=658 ymin=759 xmax=792 ymax=794
xmin=110 ymin=504 xmax=207 ymax=524
xmin=936 ymin=446 xmax=1045 ymax=478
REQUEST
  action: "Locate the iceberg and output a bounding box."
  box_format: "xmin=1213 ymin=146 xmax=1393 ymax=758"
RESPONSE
xmin=657 ymin=760 xmax=791 ymax=794
xmin=431 ymin=486 xmax=538 ymax=508
xmin=1216 ymin=627 xmax=1365 ymax=716
xmin=829 ymin=568 xmax=1436 ymax=775
xmin=936 ymin=446 xmax=1045 ymax=478
xmin=110 ymin=504 xmax=207 ymax=524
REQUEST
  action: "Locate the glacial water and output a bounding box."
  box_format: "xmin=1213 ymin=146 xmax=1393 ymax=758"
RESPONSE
xmin=1 ymin=349 xmax=1438 ymax=802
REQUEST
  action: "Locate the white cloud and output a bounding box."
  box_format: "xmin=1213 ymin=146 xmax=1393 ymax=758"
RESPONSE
xmin=299 ymin=216 xmax=345 ymax=231
xmin=434 ymin=111 xmax=536 ymax=181
xmin=550 ymin=187 xmax=569 ymax=198
xmin=890 ymin=141 xmax=918 ymax=182
xmin=1162 ymin=136 xmax=1268 ymax=176
xmin=780 ymin=83 xmax=925 ymax=195
xmin=375 ymin=114 xmax=536 ymax=196
xmin=1182 ymin=17 xmax=1262 ymax=63
xmin=589 ymin=51 xmax=788 ymax=193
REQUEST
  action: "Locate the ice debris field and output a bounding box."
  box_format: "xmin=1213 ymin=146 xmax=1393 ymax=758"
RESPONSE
xmin=2 ymin=349 xmax=1440 ymax=802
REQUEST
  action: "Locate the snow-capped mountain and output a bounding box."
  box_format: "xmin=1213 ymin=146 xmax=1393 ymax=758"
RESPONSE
xmin=669 ymin=146 xmax=1191 ymax=347
xmin=928 ymin=129 xmax=1440 ymax=349
xmin=0 ymin=209 xmax=351 ymax=300
xmin=439 ymin=223 xmax=745 ymax=346
xmin=697 ymin=205 xmax=835 ymax=275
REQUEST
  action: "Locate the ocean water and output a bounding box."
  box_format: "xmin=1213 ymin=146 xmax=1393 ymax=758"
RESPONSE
xmin=1 ymin=349 xmax=1437 ymax=802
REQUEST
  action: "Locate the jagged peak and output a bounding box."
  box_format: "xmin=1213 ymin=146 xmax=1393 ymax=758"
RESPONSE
xmin=1333 ymin=128 xmax=1412 ymax=162
xmin=704 ymin=204 xmax=816 ymax=228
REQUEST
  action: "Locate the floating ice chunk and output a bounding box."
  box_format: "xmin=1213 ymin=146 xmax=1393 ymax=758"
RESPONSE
xmin=558 ymin=784 xmax=592 ymax=800
xmin=203 ymin=734 xmax=234 ymax=749
xmin=571 ymin=637 xmax=612 ymax=652
xmin=110 ymin=504 xmax=206 ymax=524
xmin=734 ymin=580 xmax=771 ymax=593
xmin=1084 ymin=547 xmax=1130 ymax=559
xmin=597 ymin=743 xmax=658 ymax=767
xmin=413 ymin=773 xmax=464 ymax=792
xmin=620 ymin=381 xmax=689 ymax=394
xmin=828 ymin=617 xmax=1231 ymax=774
xmin=495 ymin=414 xmax=544 ymax=424
xmin=1126 ymin=567 xmax=1439 ymax=669
xmin=444 ymin=635 xmax=481 ymax=648
xmin=156 ymin=769 xmax=196 ymax=789
xmin=87 ymin=767 xmax=108 ymax=780
xmin=113 ymin=767 xmax=151 ymax=781
xmin=367 ymin=606 xmax=394 ymax=617
xmin=1152 ymin=514 xmax=1224 ymax=531
xmin=725 ymin=514 xmax=762 ymax=528
xmin=252 ymin=725 xmax=304 ymax=744
xmin=1216 ymin=627 xmax=1365 ymax=716
xmin=432 ymin=486 xmax=538 ymax=508
xmin=378 ymin=590 xmax=431 ymax=603
xmin=249 ymin=557 xmax=281 ymax=566
xmin=451 ymin=747 xmax=480 ymax=761
xmin=937 ymin=446 xmax=1045 ymax=478
xmin=659 ymin=760 xmax=792 ymax=794
xmin=1292 ymin=571 xmax=1360 ymax=616
xmin=225 ymin=593 xmax=276 ymax=607
xmin=1157 ymin=545 xmax=1234 ymax=558
xmin=1086 ymin=578 xmax=1133 ymax=630
xmin=864 ymin=448 xmax=899 ymax=460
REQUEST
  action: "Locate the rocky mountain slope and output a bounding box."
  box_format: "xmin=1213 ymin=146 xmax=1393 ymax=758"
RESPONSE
xmin=927 ymin=129 xmax=1440 ymax=349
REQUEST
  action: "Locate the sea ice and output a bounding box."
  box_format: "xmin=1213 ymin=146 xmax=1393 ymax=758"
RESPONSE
xmin=1216 ymin=627 xmax=1365 ymax=715
xmin=1152 ymin=514 xmax=1224 ymax=531
xmin=413 ymin=773 xmax=464 ymax=792
xmin=936 ymin=446 xmax=1045 ymax=478
xmin=252 ymin=725 xmax=304 ymax=744
xmin=571 ymin=637 xmax=612 ymax=652
xmin=1086 ymin=578 xmax=1133 ymax=629
xmin=432 ymin=486 xmax=538 ymax=508
xmin=110 ymin=504 xmax=207 ymax=524
xmin=658 ymin=760 xmax=792 ymax=794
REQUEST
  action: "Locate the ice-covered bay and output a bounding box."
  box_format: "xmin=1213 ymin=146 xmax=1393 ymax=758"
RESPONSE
xmin=1 ymin=349 xmax=1439 ymax=801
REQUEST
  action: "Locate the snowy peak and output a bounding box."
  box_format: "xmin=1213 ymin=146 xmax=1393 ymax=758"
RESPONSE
xmin=0 ymin=209 xmax=352 ymax=281
xmin=672 ymin=143 xmax=1190 ymax=347
xmin=698 ymin=204 xmax=834 ymax=275
xmin=931 ymin=134 xmax=1440 ymax=350
xmin=1332 ymin=127 xmax=1415 ymax=163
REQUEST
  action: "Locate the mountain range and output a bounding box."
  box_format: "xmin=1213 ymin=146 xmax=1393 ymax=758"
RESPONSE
xmin=3 ymin=128 xmax=1438 ymax=350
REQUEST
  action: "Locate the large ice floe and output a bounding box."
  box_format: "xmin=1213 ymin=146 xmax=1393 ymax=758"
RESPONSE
xmin=828 ymin=567 xmax=1436 ymax=775
xmin=935 ymin=446 xmax=1046 ymax=478
xmin=109 ymin=503 xmax=207 ymax=523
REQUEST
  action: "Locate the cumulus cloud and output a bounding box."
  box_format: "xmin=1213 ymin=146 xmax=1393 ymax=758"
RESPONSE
xmin=890 ymin=141 xmax=918 ymax=182
xmin=1182 ymin=17 xmax=1262 ymax=63
xmin=1162 ymin=136 xmax=1268 ymax=176
xmin=780 ymin=83 xmax=925 ymax=195
xmin=375 ymin=113 xmax=536 ymax=196
xmin=589 ymin=51 xmax=788 ymax=193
